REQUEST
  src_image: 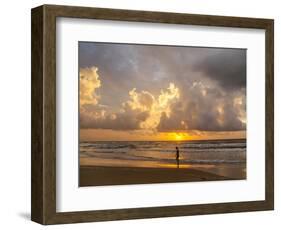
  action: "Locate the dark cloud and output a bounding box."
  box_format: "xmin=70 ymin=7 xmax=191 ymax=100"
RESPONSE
xmin=193 ymin=49 xmax=246 ymax=90
xmin=80 ymin=104 xmax=149 ymax=130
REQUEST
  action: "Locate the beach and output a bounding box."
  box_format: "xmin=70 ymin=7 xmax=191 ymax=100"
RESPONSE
xmin=79 ymin=139 xmax=246 ymax=186
xmin=79 ymin=165 xmax=234 ymax=186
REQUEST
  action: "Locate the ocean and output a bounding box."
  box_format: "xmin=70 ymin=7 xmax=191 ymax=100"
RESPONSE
xmin=80 ymin=139 xmax=246 ymax=179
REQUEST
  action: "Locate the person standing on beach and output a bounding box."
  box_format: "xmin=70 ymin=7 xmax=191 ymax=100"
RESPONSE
xmin=176 ymin=146 xmax=180 ymax=168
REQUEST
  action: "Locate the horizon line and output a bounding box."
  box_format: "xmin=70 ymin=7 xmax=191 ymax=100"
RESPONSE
xmin=80 ymin=138 xmax=246 ymax=142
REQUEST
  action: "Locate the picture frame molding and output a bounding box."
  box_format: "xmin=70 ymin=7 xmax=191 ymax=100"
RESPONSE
xmin=31 ymin=4 xmax=274 ymax=225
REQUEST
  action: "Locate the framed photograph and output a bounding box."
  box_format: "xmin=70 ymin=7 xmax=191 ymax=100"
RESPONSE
xmin=31 ymin=4 xmax=274 ymax=225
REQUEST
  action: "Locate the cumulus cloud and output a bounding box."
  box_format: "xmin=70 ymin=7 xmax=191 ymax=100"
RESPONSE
xmin=157 ymin=82 xmax=246 ymax=132
xmin=126 ymin=88 xmax=155 ymax=111
xmin=79 ymin=66 xmax=151 ymax=130
xmin=79 ymin=43 xmax=246 ymax=134
xmin=140 ymin=83 xmax=179 ymax=130
xmin=80 ymin=67 xmax=101 ymax=106
xmin=80 ymin=76 xmax=180 ymax=131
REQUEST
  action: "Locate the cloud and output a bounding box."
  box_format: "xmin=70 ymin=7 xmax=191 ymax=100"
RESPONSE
xmin=121 ymin=83 xmax=180 ymax=130
xmin=80 ymin=67 xmax=101 ymax=106
xmin=79 ymin=67 xmax=152 ymax=130
xmin=126 ymin=88 xmax=155 ymax=111
xmin=80 ymin=104 xmax=149 ymax=130
xmin=80 ymin=74 xmax=180 ymax=131
xmin=157 ymin=82 xmax=246 ymax=132
xmin=193 ymin=49 xmax=246 ymax=90
xmin=79 ymin=44 xmax=246 ymax=133
xmin=140 ymin=83 xmax=179 ymax=130
xmin=80 ymin=66 xmax=245 ymax=132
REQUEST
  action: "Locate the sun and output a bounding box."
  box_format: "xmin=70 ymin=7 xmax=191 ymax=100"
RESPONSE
xmin=159 ymin=132 xmax=192 ymax=141
xmin=174 ymin=133 xmax=183 ymax=140
xmin=171 ymin=132 xmax=191 ymax=141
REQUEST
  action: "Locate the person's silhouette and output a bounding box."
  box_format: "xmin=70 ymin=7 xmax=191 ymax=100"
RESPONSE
xmin=176 ymin=147 xmax=180 ymax=168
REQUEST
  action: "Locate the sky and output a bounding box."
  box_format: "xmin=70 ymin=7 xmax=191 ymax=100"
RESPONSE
xmin=79 ymin=42 xmax=246 ymax=141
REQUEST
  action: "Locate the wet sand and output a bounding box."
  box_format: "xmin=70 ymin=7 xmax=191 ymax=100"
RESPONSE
xmin=79 ymin=165 xmax=235 ymax=187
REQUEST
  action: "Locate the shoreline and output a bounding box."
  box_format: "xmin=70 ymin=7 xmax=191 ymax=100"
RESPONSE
xmin=79 ymin=165 xmax=238 ymax=187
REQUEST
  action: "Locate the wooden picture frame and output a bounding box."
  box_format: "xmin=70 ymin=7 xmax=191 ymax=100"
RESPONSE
xmin=31 ymin=4 xmax=274 ymax=225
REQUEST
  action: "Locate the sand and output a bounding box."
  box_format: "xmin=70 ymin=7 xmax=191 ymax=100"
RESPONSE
xmin=79 ymin=166 xmax=232 ymax=187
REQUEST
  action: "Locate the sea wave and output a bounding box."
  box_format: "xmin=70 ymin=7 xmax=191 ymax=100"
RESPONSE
xmin=80 ymin=140 xmax=246 ymax=166
xmin=80 ymin=141 xmax=246 ymax=151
